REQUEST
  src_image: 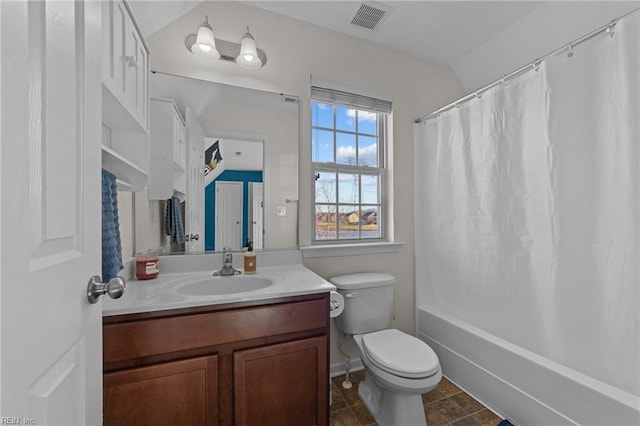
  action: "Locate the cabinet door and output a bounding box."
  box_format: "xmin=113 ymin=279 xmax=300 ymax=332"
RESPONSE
xmin=102 ymin=0 xmax=148 ymax=131
xmin=174 ymin=114 xmax=186 ymax=170
xmin=104 ymin=356 xmax=218 ymax=426
xmin=123 ymin=12 xmax=148 ymax=129
xmin=185 ymin=107 xmax=205 ymax=252
xmin=148 ymin=99 xmax=176 ymax=199
xmin=102 ymin=0 xmax=127 ymax=99
xmin=234 ymin=336 xmax=328 ymax=426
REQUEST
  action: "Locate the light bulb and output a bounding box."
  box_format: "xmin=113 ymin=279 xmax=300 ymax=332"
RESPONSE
xmin=191 ymin=16 xmax=220 ymax=59
xmin=236 ymin=26 xmax=262 ymax=70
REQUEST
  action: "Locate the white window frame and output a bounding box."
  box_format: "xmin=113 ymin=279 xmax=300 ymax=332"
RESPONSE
xmin=310 ymin=87 xmax=390 ymax=245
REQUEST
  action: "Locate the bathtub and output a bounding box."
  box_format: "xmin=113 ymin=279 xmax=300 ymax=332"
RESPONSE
xmin=417 ymin=305 xmax=640 ymax=426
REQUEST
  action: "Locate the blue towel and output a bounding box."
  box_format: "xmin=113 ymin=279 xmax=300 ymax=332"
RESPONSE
xmin=102 ymin=169 xmax=123 ymax=282
xmin=164 ymin=196 xmax=185 ymax=244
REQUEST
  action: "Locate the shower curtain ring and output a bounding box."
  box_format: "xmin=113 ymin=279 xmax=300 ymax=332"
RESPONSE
xmin=567 ymin=45 xmax=574 ymax=58
xmin=606 ymin=22 xmax=616 ymax=37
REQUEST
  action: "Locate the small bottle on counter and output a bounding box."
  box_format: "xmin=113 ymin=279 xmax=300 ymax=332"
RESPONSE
xmin=135 ymin=252 xmax=160 ymax=280
xmin=243 ymin=240 xmax=256 ymax=274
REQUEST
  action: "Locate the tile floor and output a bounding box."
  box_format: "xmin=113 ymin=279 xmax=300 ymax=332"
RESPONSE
xmin=330 ymin=370 xmax=503 ymax=426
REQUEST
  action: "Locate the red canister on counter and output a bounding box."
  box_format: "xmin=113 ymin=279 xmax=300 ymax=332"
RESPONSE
xmin=135 ymin=252 xmax=159 ymax=280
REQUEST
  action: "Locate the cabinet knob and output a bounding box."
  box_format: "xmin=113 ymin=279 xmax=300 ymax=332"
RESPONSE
xmin=87 ymin=275 xmax=126 ymax=304
xmin=125 ymin=55 xmax=139 ymax=68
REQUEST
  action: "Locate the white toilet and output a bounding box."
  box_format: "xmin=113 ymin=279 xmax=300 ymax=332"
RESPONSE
xmin=330 ymin=273 xmax=441 ymax=426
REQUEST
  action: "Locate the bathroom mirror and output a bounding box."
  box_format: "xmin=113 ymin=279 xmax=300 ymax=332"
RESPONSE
xmin=134 ymin=72 xmax=299 ymax=254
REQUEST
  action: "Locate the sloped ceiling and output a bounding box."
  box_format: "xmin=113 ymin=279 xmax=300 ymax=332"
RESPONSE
xmin=128 ymin=1 xmax=638 ymax=91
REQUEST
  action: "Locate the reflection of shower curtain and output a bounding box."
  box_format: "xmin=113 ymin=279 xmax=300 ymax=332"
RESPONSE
xmin=414 ymin=12 xmax=639 ymax=396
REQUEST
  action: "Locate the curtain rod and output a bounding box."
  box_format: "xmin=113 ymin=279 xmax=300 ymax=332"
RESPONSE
xmin=415 ymin=7 xmax=639 ymax=124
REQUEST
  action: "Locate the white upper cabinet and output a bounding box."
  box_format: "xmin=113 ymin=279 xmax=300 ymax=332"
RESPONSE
xmin=101 ymin=0 xmax=150 ymax=191
xmin=102 ymin=0 xmax=149 ymax=131
xmin=148 ymin=98 xmax=187 ymax=200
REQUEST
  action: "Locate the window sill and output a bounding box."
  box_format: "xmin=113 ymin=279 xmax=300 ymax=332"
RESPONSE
xmin=300 ymin=242 xmax=405 ymax=259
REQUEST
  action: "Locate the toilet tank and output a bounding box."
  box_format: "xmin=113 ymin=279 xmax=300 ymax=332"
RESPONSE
xmin=329 ymin=273 xmax=395 ymax=335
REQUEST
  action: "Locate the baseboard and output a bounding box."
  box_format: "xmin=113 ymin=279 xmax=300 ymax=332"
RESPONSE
xmin=330 ymin=358 xmax=364 ymax=378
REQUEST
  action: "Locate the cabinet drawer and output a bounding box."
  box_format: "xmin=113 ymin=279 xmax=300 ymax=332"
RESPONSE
xmin=104 ymin=297 xmax=328 ymax=363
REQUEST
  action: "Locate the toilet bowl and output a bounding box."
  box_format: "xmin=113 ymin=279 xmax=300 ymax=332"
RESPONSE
xmin=353 ymin=330 xmax=442 ymax=425
xmin=330 ymin=273 xmax=442 ymax=426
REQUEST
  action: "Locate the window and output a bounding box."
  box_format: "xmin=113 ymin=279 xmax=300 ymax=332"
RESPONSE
xmin=311 ymin=86 xmax=390 ymax=243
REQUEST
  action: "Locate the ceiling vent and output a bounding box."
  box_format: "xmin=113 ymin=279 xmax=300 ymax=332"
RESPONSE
xmin=347 ymin=2 xmax=391 ymax=31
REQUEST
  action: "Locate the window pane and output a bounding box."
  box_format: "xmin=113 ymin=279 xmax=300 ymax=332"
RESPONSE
xmin=361 ymin=174 xmax=379 ymax=204
xmin=357 ymin=110 xmax=378 ymax=135
xmin=360 ymin=206 xmax=380 ymax=239
xmin=336 ymin=106 xmax=356 ymax=132
xmin=338 ymin=205 xmax=359 ymax=240
xmin=312 ymin=128 xmax=334 ymax=163
xmin=312 ymin=102 xmax=333 ymax=129
xmin=338 ymin=173 xmax=359 ymax=204
xmin=315 ymin=171 xmax=336 ymax=203
xmin=336 ymin=132 xmax=356 ymax=165
xmin=315 ymin=205 xmax=336 ymax=240
xmin=311 ymin=94 xmax=387 ymax=243
xmin=358 ymin=136 xmax=378 ymax=167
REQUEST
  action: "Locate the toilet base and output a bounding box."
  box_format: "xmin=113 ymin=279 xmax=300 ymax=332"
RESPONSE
xmin=358 ymin=372 xmax=427 ymax=426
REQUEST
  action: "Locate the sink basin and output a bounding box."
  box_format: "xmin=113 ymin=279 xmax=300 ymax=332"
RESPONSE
xmin=174 ymin=275 xmax=273 ymax=296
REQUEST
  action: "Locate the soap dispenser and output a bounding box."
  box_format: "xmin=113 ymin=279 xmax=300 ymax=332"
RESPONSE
xmin=243 ymin=240 xmax=256 ymax=274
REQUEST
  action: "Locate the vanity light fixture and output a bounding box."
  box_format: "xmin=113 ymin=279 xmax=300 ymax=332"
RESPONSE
xmin=236 ymin=27 xmax=262 ymax=69
xmin=190 ymin=16 xmax=220 ymax=58
xmin=185 ymin=17 xmax=267 ymax=69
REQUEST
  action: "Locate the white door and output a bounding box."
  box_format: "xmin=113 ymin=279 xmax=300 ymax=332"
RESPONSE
xmin=185 ymin=107 xmax=204 ymax=253
xmin=215 ymin=181 xmax=243 ymax=250
xmin=249 ymin=182 xmax=264 ymax=250
xmin=0 ymin=1 xmax=103 ymax=424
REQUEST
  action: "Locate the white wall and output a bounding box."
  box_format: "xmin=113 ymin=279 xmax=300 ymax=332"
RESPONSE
xmin=145 ymin=1 xmax=465 ymax=366
xmin=134 ymin=192 xmax=164 ymax=253
xmin=453 ymin=2 xmax=636 ymax=91
xmin=117 ymin=192 xmax=134 ymax=259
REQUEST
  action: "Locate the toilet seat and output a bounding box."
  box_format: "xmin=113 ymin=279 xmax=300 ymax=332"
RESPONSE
xmin=362 ymin=329 xmax=439 ymax=379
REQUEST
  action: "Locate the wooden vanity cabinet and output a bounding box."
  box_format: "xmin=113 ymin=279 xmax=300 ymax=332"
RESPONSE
xmin=104 ymin=355 xmax=218 ymax=425
xmin=103 ymin=293 xmax=330 ymax=426
xmin=234 ymin=336 xmax=327 ymax=426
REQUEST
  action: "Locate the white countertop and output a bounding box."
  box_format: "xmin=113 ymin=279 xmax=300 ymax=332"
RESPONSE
xmin=102 ymin=260 xmax=336 ymax=317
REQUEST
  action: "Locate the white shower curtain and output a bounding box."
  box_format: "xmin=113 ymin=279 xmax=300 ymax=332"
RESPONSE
xmin=414 ymin=12 xmax=639 ymax=396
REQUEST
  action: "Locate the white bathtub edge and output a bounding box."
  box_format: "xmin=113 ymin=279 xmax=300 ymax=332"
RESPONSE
xmin=417 ymin=306 xmax=640 ymax=426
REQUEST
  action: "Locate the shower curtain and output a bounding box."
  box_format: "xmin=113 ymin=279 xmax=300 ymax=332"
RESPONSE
xmin=414 ymin=12 xmax=639 ymax=396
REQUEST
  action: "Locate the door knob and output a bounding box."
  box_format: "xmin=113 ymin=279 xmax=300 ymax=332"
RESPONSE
xmin=189 ymin=234 xmax=199 ymax=241
xmin=86 ymin=275 xmax=126 ymax=304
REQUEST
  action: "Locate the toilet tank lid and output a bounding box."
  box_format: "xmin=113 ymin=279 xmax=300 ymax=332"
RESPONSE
xmin=329 ymin=272 xmax=395 ymax=289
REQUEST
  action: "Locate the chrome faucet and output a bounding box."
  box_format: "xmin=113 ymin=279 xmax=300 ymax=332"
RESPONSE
xmin=213 ymin=247 xmax=242 ymax=276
